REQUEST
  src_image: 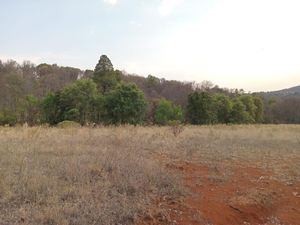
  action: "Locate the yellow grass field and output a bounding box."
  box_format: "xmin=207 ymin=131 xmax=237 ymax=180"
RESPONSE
xmin=0 ymin=125 xmax=299 ymax=225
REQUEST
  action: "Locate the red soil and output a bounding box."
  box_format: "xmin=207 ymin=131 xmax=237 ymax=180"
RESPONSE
xmin=138 ymin=161 xmax=300 ymax=225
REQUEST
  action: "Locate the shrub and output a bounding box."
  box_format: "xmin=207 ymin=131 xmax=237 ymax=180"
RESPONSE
xmin=213 ymin=94 xmax=232 ymax=123
xmin=187 ymin=91 xmax=216 ymax=124
xmin=230 ymin=99 xmax=252 ymax=124
xmin=60 ymin=79 xmax=99 ymax=125
xmin=238 ymin=95 xmax=257 ymax=123
xmin=57 ymin=120 xmax=81 ymax=128
xmin=154 ymin=99 xmax=184 ymax=125
xmin=42 ymin=91 xmax=64 ymax=125
xmin=42 ymin=79 xmax=100 ymax=125
xmin=0 ymin=112 xmax=17 ymax=126
xmin=64 ymin=108 xmax=80 ymax=121
xmin=104 ymin=83 xmax=147 ymax=125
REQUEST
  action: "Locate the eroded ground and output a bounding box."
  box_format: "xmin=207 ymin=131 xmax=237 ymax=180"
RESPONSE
xmin=139 ymin=160 xmax=300 ymax=225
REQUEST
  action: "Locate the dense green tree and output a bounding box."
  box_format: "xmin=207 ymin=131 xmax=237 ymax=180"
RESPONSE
xmin=230 ymin=99 xmax=251 ymax=124
xmin=187 ymin=91 xmax=216 ymax=124
xmin=93 ymin=55 xmax=121 ymax=94
xmin=93 ymin=70 xmax=121 ymax=94
xmin=42 ymin=91 xmax=64 ymax=125
xmin=253 ymin=96 xmax=264 ymax=123
xmin=154 ymin=99 xmax=183 ymax=125
xmin=42 ymin=79 xmax=99 ymax=125
xmin=94 ymin=55 xmax=114 ymax=73
xmin=213 ymin=94 xmax=232 ymax=123
xmin=0 ymin=110 xmax=17 ymax=126
xmin=104 ymin=83 xmax=147 ymax=125
xmin=64 ymin=108 xmax=80 ymax=122
xmin=91 ymin=94 xmax=105 ymax=124
xmin=238 ymin=95 xmax=257 ymax=123
xmin=60 ymin=79 xmax=99 ymax=125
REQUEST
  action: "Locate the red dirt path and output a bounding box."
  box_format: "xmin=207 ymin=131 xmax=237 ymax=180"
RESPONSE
xmin=138 ymin=161 xmax=300 ymax=225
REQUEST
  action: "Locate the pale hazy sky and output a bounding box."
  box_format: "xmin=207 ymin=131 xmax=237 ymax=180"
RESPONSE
xmin=1 ymin=0 xmax=300 ymax=91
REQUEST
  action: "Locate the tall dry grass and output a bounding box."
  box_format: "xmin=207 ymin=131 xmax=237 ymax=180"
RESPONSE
xmin=0 ymin=125 xmax=299 ymax=224
xmin=0 ymin=126 xmax=180 ymax=225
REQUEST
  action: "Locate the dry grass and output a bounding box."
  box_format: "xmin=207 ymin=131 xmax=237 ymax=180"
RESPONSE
xmin=0 ymin=125 xmax=299 ymax=225
xmin=0 ymin=126 xmax=180 ymax=225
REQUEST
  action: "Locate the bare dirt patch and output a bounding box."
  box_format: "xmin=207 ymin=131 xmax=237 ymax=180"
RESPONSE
xmin=139 ymin=161 xmax=300 ymax=225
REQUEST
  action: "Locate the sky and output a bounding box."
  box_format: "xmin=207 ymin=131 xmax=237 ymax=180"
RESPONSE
xmin=1 ymin=0 xmax=300 ymax=92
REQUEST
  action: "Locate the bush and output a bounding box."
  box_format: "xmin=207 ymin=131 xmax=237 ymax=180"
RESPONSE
xmin=154 ymin=99 xmax=183 ymax=125
xmin=213 ymin=94 xmax=232 ymax=123
xmin=104 ymin=83 xmax=147 ymax=125
xmin=60 ymin=79 xmax=99 ymax=125
xmin=187 ymin=91 xmax=216 ymax=124
xmin=57 ymin=120 xmax=81 ymax=128
xmin=0 ymin=112 xmax=17 ymax=126
xmin=238 ymin=95 xmax=257 ymax=123
xmin=230 ymin=99 xmax=252 ymax=124
xmin=42 ymin=79 xmax=99 ymax=125
xmin=42 ymin=92 xmax=64 ymax=125
xmin=64 ymin=108 xmax=80 ymax=121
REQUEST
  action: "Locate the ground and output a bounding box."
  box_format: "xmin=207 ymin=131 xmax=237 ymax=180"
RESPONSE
xmin=139 ymin=161 xmax=300 ymax=225
xmin=0 ymin=125 xmax=299 ymax=225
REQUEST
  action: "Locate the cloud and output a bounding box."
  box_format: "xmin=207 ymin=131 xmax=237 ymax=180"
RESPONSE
xmin=158 ymin=0 xmax=184 ymax=16
xmin=103 ymin=0 xmax=118 ymax=6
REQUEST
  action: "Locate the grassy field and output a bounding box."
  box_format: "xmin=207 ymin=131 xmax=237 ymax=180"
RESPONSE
xmin=0 ymin=125 xmax=299 ymax=225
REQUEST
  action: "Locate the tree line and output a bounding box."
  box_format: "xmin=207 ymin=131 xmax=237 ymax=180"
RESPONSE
xmin=0 ymin=55 xmax=299 ymax=126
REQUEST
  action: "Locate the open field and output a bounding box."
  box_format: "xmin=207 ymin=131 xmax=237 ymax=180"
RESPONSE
xmin=0 ymin=125 xmax=299 ymax=225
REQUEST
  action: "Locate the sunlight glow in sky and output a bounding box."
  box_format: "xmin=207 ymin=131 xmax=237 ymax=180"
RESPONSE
xmin=1 ymin=0 xmax=300 ymax=91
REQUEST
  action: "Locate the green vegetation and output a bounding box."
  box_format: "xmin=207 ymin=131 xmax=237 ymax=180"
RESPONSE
xmin=187 ymin=91 xmax=264 ymax=125
xmin=154 ymin=99 xmax=183 ymax=125
xmin=213 ymin=94 xmax=232 ymax=124
xmin=93 ymin=55 xmax=121 ymax=94
xmin=0 ymin=111 xmax=17 ymax=126
xmin=104 ymin=83 xmax=147 ymax=125
xmin=230 ymin=99 xmax=252 ymax=124
xmin=5 ymin=54 xmax=297 ymax=127
xmin=187 ymin=91 xmax=216 ymax=124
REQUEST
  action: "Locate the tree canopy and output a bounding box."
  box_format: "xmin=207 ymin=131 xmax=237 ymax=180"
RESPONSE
xmin=94 ymin=55 xmax=114 ymax=73
xmin=1 ymin=55 xmax=295 ymax=126
xmin=104 ymin=83 xmax=147 ymax=125
xmin=154 ymin=99 xmax=183 ymax=125
xmin=43 ymin=79 xmax=99 ymax=125
xmin=187 ymin=91 xmax=216 ymax=124
xmin=93 ymin=55 xmax=121 ymax=94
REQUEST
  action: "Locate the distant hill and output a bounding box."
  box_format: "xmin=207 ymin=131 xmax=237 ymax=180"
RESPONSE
xmin=261 ymin=85 xmax=300 ymax=97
